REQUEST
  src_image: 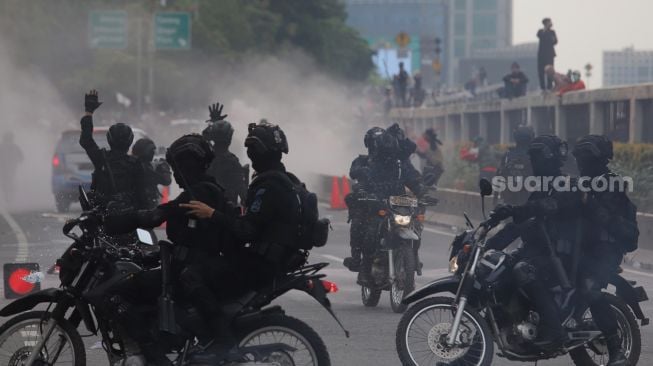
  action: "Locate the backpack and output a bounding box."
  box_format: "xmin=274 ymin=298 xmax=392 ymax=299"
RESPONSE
xmin=501 ymin=147 xmax=532 ymax=179
xmin=253 ymin=171 xmax=330 ymax=250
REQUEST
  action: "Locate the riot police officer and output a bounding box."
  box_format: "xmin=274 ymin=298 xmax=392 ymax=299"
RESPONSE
xmin=574 ymin=135 xmax=638 ymax=366
xmin=182 ymin=120 xmax=315 ymax=288
xmin=106 ymin=134 xmax=239 ymax=364
xmin=490 ymin=135 xmax=584 ymax=350
xmin=497 ymin=124 xmax=534 ymax=205
xmin=202 ymin=102 xmax=249 ymax=205
xmin=132 ymin=138 xmax=172 ymax=209
xmin=343 ymin=127 xmax=385 ymax=273
xmin=79 ymin=90 xmax=146 ymax=210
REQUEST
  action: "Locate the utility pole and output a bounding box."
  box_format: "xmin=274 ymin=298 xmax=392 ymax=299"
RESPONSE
xmin=584 ymin=63 xmax=593 ymax=89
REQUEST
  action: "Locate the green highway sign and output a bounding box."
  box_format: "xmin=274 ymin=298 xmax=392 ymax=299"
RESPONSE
xmin=154 ymin=12 xmax=191 ymax=50
xmin=89 ymin=11 xmax=127 ymax=49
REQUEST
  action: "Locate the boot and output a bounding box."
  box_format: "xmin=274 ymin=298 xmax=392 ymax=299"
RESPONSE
xmin=190 ymin=316 xmax=240 ymax=363
xmin=343 ymin=247 xmax=362 ymax=272
xmin=414 ymin=247 xmax=423 ymax=276
xmin=357 ymin=255 xmax=373 ymax=286
xmin=525 ymin=283 xmax=569 ymax=351
xmin=606 ymin=334 xmax=628 ymax=366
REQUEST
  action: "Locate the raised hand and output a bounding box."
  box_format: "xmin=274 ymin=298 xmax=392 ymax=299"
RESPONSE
xmin=85 ymin=89 xmax=102 ymax=114
xmin=207 ymin=102 xmax=228 ymax=122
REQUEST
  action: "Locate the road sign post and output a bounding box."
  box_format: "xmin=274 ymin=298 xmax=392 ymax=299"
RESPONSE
xmin=89 ymin=10 xmax=128 ymax=49
xmin=154 ymin=12 xmax=191 ymax=50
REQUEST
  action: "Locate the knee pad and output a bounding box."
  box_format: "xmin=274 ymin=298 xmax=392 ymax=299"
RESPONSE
xmin=513 ymin=261 xmax=537 ymax=287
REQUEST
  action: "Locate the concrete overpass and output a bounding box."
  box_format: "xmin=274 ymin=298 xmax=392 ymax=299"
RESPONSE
xmin=390 ymin=83 xmax=653 ymax=144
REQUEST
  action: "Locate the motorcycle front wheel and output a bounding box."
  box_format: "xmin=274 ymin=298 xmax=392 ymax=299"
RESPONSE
xmin=396 ymin=297 xmax=494 ymax=366
xmin=0 ymin=310 xmax=85 ymax=366
xmin=569 ymin=293 xmax=641 ymax=366
xmin=238 ymin=313 xmax=331 ymax=366
xmin=362 ymin=285 xmax=382 ymax=307
xmin=390 ymin=245 xmax=416 ymax=313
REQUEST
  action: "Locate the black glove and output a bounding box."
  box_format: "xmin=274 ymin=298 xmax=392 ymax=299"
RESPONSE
xmin=490 ymin=204 xmax=514 ymax=221
xmin=84 ymin=89 xmax=102 ymax=113
xmin=207 ymin=102 xmax=228 ymax=122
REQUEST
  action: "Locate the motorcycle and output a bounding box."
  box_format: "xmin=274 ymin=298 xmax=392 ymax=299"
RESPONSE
xmin=0 ymin=187 xmax=346 ymax=366
xmin=354 ymin=193 xmax=437 ymax=313
xmin=395 ymin=179 xmax=648 ymax=366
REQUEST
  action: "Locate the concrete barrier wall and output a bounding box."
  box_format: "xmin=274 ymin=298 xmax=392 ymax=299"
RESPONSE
xmin=311 ymin=173 xmax=653 ymax=250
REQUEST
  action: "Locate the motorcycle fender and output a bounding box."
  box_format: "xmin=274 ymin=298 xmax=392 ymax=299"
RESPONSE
xmin=402 ymin=275 xmax=460 ymax=305
xmin=609 ymin=273 xmax=650 ymax=325
xmin=0 ymin=288 xmax=64 ymax=317
xmin=397 ymin=228 xmax=419 ymax=240
xmin=304 ymin=280 xmax=350 ymax=338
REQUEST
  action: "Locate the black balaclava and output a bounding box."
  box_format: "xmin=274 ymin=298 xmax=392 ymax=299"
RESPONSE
xmin=247 ymin=148 xmax=283 ymax=174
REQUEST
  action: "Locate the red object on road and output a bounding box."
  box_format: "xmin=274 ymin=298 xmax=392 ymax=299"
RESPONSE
xmin=4 ymin=263 xmax=41 ymax=299
xmin=330 ymin=176 xmax=345 ymax=210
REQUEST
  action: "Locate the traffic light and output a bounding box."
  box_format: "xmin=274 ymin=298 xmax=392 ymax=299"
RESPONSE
xmin=4 ymin=263 xmax=42 ymax=299
xmin=435 ymin=37 xmax=442 ymax=55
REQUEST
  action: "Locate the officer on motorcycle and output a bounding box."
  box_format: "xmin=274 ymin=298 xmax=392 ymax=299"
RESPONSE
xmin=202 ymin=102 xmax=249 ymax=205
xmin=497 ymin=124 xmax=534 ymax=205
xmin=574 ymin=135 xmax=639 ymax=366
xmin=182 ymin=120 xmax=317 ymax=290
xmin=343 ymin=126 xmax=424 ymax=284
xmin=343 ymin=127 xmax=384 ymax=275
xmin=132 ymin=138 xmax=172 ymax=209
xmin=79 ymin=90 xmax=146 ymax=210
xmin=106 ymin=134 xmax=240 ymax=364
xmin=489 ymin=135 xmax=584 ymax=350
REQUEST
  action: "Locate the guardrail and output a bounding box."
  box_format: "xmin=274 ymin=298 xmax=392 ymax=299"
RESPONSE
xmin=390 ymin=83 xmax=653 ymax=145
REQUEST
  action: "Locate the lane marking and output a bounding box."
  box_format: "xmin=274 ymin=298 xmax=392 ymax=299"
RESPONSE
xmin=0 ymin=207 xmax=29 ymax=263
xmin=320 ymin=254 xmax=345 ymax=263
xmin=423 ymin=226 xmax=457 ymax=238
xmin=622 ymin=268 xmax=653 ymax=278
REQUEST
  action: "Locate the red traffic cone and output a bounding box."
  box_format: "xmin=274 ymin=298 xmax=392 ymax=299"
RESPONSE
xmin=341 ymin=176 xmax=351 ymax=207
xmin=330 ymin=176 xmax=345 ymax=209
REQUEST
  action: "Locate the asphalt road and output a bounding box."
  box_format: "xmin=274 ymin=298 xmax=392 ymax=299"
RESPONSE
xmin=0 ymin=206 xmax=651 ymax=365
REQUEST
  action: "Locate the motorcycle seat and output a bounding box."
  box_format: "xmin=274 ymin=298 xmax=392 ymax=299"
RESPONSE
xmin=221 ymin=291 xmax=258 ymax=316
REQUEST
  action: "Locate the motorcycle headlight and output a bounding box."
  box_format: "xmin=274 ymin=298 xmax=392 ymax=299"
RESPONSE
xmin=394 ymin=215 xmax=411 ymax=226
xmin=449 ymin=256 xmax=459 ymax=273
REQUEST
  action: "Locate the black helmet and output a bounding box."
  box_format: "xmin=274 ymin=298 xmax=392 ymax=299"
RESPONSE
xmin=364 ymin=127 xmax=385 ymax=150
xmin=376 ymin=130 xmax=399 ymax=155
xmin=572 ymin=135 xmax=613 ymax=162
xmin=132 ymin=137 xmax=156 ymax=157
xmin=245 ymin=121 xmax=288 ymax=154
xmin=528 ymin=135 xmax=568 ymax=162
xmin=107 ymin=123 xmax=134 ymax=151
xmin=166 ymin=134 xmax=214 ymax=169
xmin=202 ymin=120 xmax=234 ymax=146
xmin=513 ymin=125 xmax=535 ymax=145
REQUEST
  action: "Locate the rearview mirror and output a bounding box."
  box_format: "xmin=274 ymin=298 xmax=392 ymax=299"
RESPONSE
xmin=479 ymin=179 xmax=493 ymax=197
xmin=136 ymin=228 xmax=156 ymax=245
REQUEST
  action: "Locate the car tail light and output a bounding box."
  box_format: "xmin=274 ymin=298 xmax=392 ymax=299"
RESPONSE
xmin=52 ymin=154 xmax=61 ymax=168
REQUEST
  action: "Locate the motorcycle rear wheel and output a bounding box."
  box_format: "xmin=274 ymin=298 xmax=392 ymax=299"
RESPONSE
xmin=238 ymin=313 xmax=330 ymax=366
xmin=362 ymin=285 xmax=382 ymax=307
xmin=569 ymin=293 xmax=641 ymax=366
xmin=0 ymin=310 xmax=85 ymax=366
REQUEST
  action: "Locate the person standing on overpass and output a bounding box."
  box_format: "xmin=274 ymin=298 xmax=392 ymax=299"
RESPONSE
xmin=537 ymin=17 xmax=558 ymax=90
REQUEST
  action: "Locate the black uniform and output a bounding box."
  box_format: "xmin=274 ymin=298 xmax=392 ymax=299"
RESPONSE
xmin=210 ymin=162 xmax=306 ymax=288
xmin=497 ymin=146 xmax=533 ymax=205
xmin=141 ymin=160 xmax=172 ymax=209
xmin=207 ymin=149 xmax=248 ymax=205
xmin=79 ymin=115 xmax=146 ymax=210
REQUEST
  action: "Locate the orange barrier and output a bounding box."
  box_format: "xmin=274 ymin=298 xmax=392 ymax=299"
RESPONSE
xmin=341 ymin=176 xmax=351 ymax=207
xmin=330 ymin=176 xmax=346 ymax=209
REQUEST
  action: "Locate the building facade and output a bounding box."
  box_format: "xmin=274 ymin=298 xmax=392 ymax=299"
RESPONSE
xmin=604 ymin=47 xmax=653 ymax=86
xmin=343 ymin=0 xmax=512 ymax=88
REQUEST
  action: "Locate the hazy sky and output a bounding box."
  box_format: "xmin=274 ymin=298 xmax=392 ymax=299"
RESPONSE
xmin=513 ymin=0 xmax=653 ymax=88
